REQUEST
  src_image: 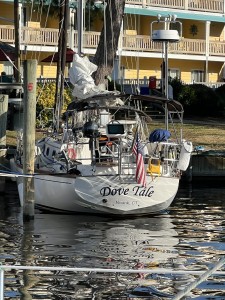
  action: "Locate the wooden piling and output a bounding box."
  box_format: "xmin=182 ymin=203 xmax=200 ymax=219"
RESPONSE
xmin=0 ymin=94 xmax=8 ymax=192
xmin=23 ymin=60 xmax=37 ymax=220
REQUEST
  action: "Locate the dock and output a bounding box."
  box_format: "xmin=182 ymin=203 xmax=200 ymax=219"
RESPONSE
xmin=182 ymin=150 xmax=225 ymax=182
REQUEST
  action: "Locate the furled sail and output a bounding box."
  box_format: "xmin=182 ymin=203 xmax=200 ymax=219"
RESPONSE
xmin=69 ymin=54 xmax=110 ymax=100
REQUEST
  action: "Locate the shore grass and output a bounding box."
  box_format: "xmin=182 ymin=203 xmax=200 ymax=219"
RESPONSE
xmin=182 ymin=123 xmax=225 ymax=151
xmin=6 ymin=119 xmax=225 ymax=151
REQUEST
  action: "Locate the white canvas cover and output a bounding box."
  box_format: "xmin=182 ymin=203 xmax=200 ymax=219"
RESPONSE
xmin=69 ymin=54 xmax=110 ymax=99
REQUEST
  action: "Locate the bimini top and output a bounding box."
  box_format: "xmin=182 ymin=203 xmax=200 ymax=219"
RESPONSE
xmin=127 ymin=94 xmax=184 ymax=113
xmin=67 ymin=93 xmax=184 ymax=116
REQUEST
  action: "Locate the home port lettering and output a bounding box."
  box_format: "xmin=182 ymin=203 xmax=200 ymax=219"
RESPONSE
xmin=100 ymin=186 xmax=154 ymax=197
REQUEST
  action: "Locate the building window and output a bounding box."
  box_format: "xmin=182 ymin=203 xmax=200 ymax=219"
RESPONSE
xmin=191 ymin=70 xmax=204 ymax=82
xmin=168 ymin=69 xmax=180 ymax=80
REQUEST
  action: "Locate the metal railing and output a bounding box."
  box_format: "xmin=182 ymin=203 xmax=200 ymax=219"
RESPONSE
xmin=1 ymin=261 xmax=225 ymax=300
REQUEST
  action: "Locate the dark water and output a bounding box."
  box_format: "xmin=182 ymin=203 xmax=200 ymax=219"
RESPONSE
xmin=1 ymin=181 xmax=225 ymax=299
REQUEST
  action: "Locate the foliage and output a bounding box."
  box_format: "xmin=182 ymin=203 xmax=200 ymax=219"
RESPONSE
xmin=36 ymin=82 xmax=73 ymax=127
xmin=169 ymin=77 xmax=183 ymax=100
xmin=170 ymin=80 xmax=224 ymax=117
xmin=176 ymin=84 xmax=196 ymax=109
xmin=214 ymin=84 xmax=225 ymax=115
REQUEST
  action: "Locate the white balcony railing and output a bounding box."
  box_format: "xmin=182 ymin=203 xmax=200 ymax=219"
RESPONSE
xmin=125 ymin=0 xmax=224 ymax=13
xmin=1 ymin=26 xmax=225 ymax=58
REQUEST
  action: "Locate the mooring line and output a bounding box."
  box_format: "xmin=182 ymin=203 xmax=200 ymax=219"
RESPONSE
xmin=0 ymin=171 xmax=33 ymax=178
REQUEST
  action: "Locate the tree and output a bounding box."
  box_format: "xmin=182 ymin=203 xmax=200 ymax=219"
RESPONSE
xmin=93 ymin=0 xmax=126 ymax=85
xmin=23 ymin=0 xmax=126 ymax=86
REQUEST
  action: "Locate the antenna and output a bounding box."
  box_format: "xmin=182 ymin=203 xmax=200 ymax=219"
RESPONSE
xmin=152 ymin=30 xmax=180 ymax=42
xmin=151 ymin=14 xmax=182 ymax=42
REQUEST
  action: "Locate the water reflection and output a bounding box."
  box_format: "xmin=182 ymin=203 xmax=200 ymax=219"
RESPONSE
xmin=1 ymin=182 xmax=225 ymax=299
xmin=32 ymin=214 xmax=178 ymax=267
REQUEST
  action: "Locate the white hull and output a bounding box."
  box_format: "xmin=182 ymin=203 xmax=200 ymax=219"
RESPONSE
xmin=10 ymin=158 xmax=179 ymax=215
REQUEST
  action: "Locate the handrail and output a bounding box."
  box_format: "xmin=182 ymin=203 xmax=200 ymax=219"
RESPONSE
xmin=1 ymin=264 xmax=225 ymax=300
xmin=172 ymin=256 xmax=225 ymax=300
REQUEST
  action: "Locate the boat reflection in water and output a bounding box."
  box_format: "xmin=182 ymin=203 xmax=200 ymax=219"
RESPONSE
xmin=32 ymin=213 xmax=178 ymax=265
xmin=2 ymin=184 xmax=225 ymax=298
xmin=1 ymin=208 xmax=183 ymax=299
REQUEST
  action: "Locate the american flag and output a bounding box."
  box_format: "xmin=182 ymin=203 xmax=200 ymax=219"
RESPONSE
xmin=132 ymin=131 xmax=147 ymax=187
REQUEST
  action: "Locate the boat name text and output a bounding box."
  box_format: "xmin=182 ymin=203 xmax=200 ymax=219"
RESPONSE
xmin=100 ymin=186 xmax=154 ymax=197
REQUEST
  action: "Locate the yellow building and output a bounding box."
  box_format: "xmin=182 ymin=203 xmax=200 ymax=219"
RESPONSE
xmin=0 ymin=0 xmax=225 ymax=88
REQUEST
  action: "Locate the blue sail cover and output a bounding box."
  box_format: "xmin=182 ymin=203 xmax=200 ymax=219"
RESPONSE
xmin=149 ymin=129 xmax=171 ymax=142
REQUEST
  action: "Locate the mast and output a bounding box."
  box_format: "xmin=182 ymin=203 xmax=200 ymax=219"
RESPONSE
xmin=77 ymin=0 xmax=84 ymax=56
xmin=54 ymin=0 xmax=69 ymax=132
xmin=14 ymin=0 xmax=21 ymax=83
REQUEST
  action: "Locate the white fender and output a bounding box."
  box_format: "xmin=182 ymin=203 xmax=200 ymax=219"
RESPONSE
xmin=177 ymin=141 xmax=193 ymax=171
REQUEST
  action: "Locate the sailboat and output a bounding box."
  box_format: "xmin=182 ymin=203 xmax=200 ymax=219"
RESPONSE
xmin=9 ymin=3 xmax=192 ymax=215
xmin=10 ymin=52 xmax=192 ymax=215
